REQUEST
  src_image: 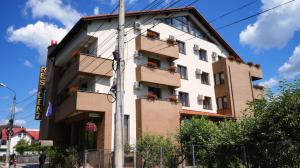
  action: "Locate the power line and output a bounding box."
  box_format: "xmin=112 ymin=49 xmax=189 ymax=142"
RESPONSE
xmin=209 ymin=0 xmax=259 ymax=23
xmin=16 ymin=92 xmax=36 ymax=104
xmin=216 ymin=0 xmax=296 ymax=30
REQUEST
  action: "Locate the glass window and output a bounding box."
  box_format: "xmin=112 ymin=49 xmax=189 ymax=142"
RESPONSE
xmin=203 ymin=96 xmax=212 ymax=110
xmin=123 ymin=115 xmax=129 ymax=145
xmin=214 ymin=72 xmax=225 ymax=85
xmin=199 ymin=49 xmax=207 ymax=61
xmin=177 ymin=40 xmax=186 ymax=54
xmin=201 ymin=72 xmax=210 ymax=85
xmin=217 ymin=97 xmax=228 ymax=110
xmin=177 ymin=65 xmax=188 ymax=80
xmin=179 ymin=92 xmax=189 ymax=107
xmin=148 ymin=87 xmax=161 ymax=99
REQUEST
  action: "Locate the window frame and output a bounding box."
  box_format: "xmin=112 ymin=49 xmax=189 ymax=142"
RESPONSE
xmin=201 ymin=72 xmax=210 ymax=85
xmin=217 ymin=96 xmax=228 ymax=110
xmin=203 ymin=96 xmax=212 ymax=110
xmin=176 ymin=40 xmax=186 ymax=54
xmin=199 ymin=49 xmax=208 ymax=62
xmin=177 ymin=65 xmax=188 ymax=80
xmin=179 ymin=92 xmax=190 ymax=107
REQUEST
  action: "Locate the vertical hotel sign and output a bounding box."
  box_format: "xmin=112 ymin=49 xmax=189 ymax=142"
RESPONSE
xmin=35 ymin=66 xmax=47 ymax=120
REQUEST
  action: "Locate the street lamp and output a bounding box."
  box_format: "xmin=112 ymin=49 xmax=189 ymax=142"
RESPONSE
xmin=0 ymin=83 xmax=16 ymax=167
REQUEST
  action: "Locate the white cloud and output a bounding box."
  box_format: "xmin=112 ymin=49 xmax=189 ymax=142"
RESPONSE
xmin=23 ymin=60 xmax=33 ymax=68
xmin=94 ymin=7 xmax=100 ymax=15
xmin=7 ymin=21 xmax=67 ymax=63
xmin=259 ymin=77 xmax=279 ymax=88
xmin=278 ymin=44 xmax=300 ymax=78
xmin=9 ymin=107 xmax=24 ymax=113
xmin=240 ymin=0 xmax=300 ymax=50
xmin=128 ymin=0 xmax=138 ymax=5
xmin=0 ymin=119 xmax=9 ymax=125
xmin=25 ymin=0 xmax=82 ymax=29
xmin=28 ymin=89 xmax=37 ymax=95
xmin=14 ymin=120 xmax=26 ymax=126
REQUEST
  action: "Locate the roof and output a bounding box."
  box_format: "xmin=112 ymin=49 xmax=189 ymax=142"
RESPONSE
xmin=48 ymin=7 xmax=242 ymax=60
xmin=1 ymin=128 xmax=39 ymax=141
xmin=180 ymin=109 xmax=231 ymax=118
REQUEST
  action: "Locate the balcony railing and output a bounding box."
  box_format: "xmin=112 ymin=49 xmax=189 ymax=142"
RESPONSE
xmin=58 ymin=53 xmax=113 ymax=93
xmin=56 ymin=91 xmax=112 ymax=122
xmin=136 ymin=65 xmax=181 ymax=88
xmin=135 ymin=35 xmax=179 ymax=59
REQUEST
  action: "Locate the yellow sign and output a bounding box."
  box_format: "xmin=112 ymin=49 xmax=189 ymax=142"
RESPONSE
xmin=35 ymin=66 xmax=47 ymax=120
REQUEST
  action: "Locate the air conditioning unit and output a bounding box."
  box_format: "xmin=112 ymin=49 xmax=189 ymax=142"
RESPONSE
xmin=133 ymin=82 xmax=143 ymax=90
xmin=169 ymin=35 xmax=175 ymax=41
xmin=194 ymin=44 xmax=200 ymax=51
xmin=134 ymin=21 xmax=142 ymax=30
xmin=197 ymin=94 xmax=204 ymax=101
xmin=134 ymin=51 xmax=143 ymax=59
xmin=212 ymin=52 xmax=217 ymax=58
xmin=195 ymin=68 xmax=202 ymax=75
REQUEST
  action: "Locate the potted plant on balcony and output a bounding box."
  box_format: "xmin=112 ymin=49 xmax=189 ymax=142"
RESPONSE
xmin=169 ymin=95 xmax=178 ymax=103
xmin=228 ymin=56 xmax=235 ymax=61
xmin=147 ymin=61 xmax=158 ymax=69
xmin=168 ymin=66 xmax=176 ymax=73
xmin=146 ymin=92 xmax=157 ymax=101
xmin=247 ymin=62 xmax=254 ymax=67
xmin=253 ymin=85 xmax=264 ymax=90
xmin=85 ymin=122 xmax=97 ymax=132
xmin=235 ymin=58 xmax=243 ymax=64
xmin=68 ymin=85 xmax=78 ymax=93
xmin=254 ymin=64 xmax=261 ymax=69
xmin=167 ymin=36 xmax=176 ymax=44
xmin=147 ymin=31 xmax=158 ymax=39
xmin=72 ymin=50 xmax=80 ymax=57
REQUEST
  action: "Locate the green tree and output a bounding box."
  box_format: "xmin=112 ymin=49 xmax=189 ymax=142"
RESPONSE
xmin=15 ymin=139 xmax=30 ymax=155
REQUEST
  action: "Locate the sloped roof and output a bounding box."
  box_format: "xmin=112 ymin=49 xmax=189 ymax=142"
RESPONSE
xmin=49 ymin=7 xmax=242 ymax=60
xmin=1 ymin=128 xmax=39 ymax=141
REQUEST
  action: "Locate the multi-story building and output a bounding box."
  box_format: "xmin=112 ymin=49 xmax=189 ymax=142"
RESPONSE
xmin=39 ymin=7 xmax=263 ymax=151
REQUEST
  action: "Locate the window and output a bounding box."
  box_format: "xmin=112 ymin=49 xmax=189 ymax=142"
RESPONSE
xmin=214 ymin=72 xmax=225 ymax=85
xmin=201 ymin=72 xmax=210 ymax=85
xmin=177 ymin=65 xmax=188 ymax=80
xmin=203 ymin=97 xmax=212 ymax=110
xmin=177 ymin=40 xmax=186 ymax=54
xmin=217 ymin=97 xmax=228 ymax=110
xmin=179 ymin=92 xmax=189 ymax=107
xmin=148 ymin=87 xmax=161 ymax=99
xmin=199 ymin=49 xmax=207 ymax=61
xmin=148 ymin=58 xmax=161 ymax=68
xmin=123 ymin=115 xmax=129 ymax=144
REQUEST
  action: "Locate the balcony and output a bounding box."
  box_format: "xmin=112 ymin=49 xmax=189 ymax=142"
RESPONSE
xmin=136 ymin=98 xmax=182 ymax=138
xmin=55 ymin=91 xmax=112 ymax=122
xmin=135 ymin=35 xmax=179 ymax=60
xmin=58 ymin=54 xmax=113 ymax=93
xmin=136 ymin=65 xmax=181 ymax=88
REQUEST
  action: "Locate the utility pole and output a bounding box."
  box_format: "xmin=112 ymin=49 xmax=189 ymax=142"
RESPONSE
xmin=114 ymin=0 xmax=125 ymax=167
xmin=0 ymin=83 xmax=16 ymax=167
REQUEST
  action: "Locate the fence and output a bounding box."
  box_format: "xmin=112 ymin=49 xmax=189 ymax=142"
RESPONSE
xmin=43 ymin=142 xmax=300 ymax=167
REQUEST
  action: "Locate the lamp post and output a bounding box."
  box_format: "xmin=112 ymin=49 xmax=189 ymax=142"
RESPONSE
xmin=0 ymin=83 xmax=16 ymax=167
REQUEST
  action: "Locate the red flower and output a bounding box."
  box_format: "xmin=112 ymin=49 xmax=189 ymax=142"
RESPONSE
xmin=168 ymin=66 xmax=176 ymax=73
xmin=147 ymin=92 xmax=157 ymax=101
xmin=147 ymin=62 xmax=158 ymax=69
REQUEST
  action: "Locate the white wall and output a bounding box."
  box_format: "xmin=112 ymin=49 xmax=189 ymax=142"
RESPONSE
xmin=87 ymin=11 xmax=231 ymax=146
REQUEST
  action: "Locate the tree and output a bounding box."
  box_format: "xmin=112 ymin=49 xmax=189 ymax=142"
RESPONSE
xmin=136 ymin=134 xmax=183 ymax=168
xmin=15 ymin=139 xmax=29 ymax=155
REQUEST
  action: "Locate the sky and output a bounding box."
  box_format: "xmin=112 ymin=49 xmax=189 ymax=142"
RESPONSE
xmin=0 ymin=0 xmax=300 ymax=129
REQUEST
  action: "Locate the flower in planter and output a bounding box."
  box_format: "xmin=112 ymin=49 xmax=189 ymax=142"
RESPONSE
xmin=168 ymin=66 xmax=176 ymax=72
xmin=228 ymin=56 xmax=235 ymax=61
xmin=85 ymin=122 xmax=97 ymax=132
xmin=254 ymin=64 xmax=261 ymax=69
xmin=169 ymin=95 xmax=178 ymax=102
xmin=253 ymin=85 xmax=264 ymax=90
xmin=167 ymin=38 xmax=176 ymax=44
xmin=147 ymin=31 xmax=158 ymax=39
xmin=72 ymin=50 xmax=80 ymax=57
xmin=147 ymin=61 xmax=158 ymax=69
xmin=247 ymin=62 xmax=254 ymax=67
xmin=147 ymin=92 xmax=157 ymax=101
xmin=68 ymin=85 xmax=78 ymax=93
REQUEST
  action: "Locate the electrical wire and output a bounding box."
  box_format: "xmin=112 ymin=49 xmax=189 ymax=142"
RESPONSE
xmin=209 ymin=0 xmax=259 ymax=23
xmin=216 ymin=0 xmax=296 ymax=30
xmin=16 ymin=92 xmax=37 ymax=104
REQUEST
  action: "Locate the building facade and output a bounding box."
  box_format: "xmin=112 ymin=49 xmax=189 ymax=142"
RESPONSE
xmin=39 ymin=7 xmax=263 ymax=150
xmin=0 ymin=128 xmax=39 ymax=156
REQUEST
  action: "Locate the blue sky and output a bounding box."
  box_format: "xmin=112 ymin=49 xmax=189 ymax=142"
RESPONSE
xmin=0 ymin=0 xmax=299 ymax=129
